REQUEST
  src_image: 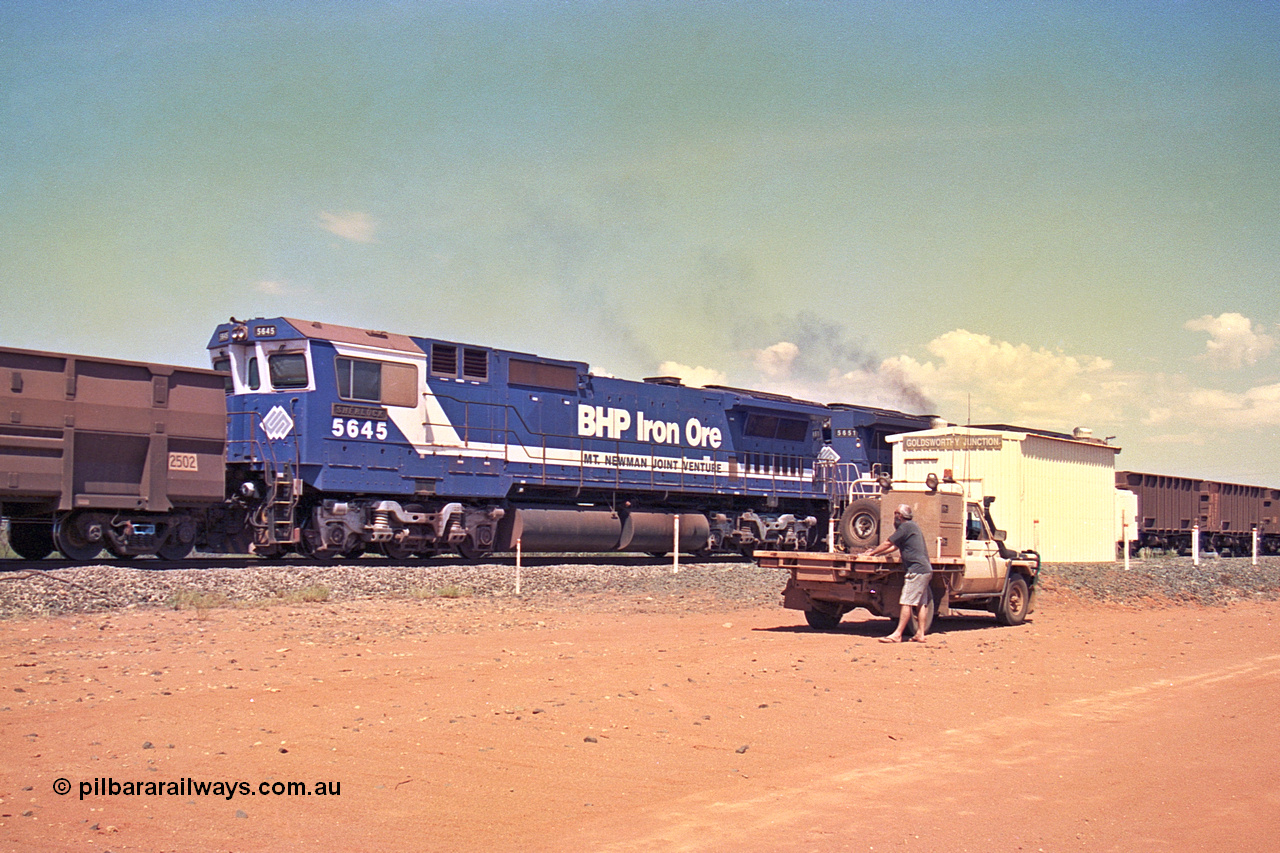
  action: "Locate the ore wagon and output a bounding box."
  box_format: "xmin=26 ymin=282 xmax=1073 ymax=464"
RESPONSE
xmin=0 ymin=346 xmax=226 ymax=559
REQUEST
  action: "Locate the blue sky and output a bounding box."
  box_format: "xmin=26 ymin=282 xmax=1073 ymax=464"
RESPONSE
xmin=2 ymin=1 xmax=1278 ymax=483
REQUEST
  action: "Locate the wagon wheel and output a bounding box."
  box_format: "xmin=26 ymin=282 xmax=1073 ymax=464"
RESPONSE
xmin=7 ymin=520 xmax=55 ymax=561
xmin=157 ymin=537 xmax=195 ymax=561
xmin=838 ymin=498 xmax=881 ymax=550
xmin=53 ymin=514 xmax=105 ymax=562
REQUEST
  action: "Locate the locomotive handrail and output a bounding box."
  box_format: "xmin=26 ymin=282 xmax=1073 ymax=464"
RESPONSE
xmin=423 ymin=391 xmax=828 ymax=501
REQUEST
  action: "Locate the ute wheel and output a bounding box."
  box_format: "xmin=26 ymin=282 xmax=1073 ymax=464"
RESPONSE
xmin=804 ymin=605 xmax=842 ymax=631
xmin=839 ymin=498 xmax=881 ymax=550
xmin=8 ymin=521 xmax=55 ymax=560
xmin=908 ymin=591 xmax=939 ymax=638
xmin=996 ymin=575 xmax=1031 ymax=626
xmin=53 ymin=514 xmax=104 ymax=562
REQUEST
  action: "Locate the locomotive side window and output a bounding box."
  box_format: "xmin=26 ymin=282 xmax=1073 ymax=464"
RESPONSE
xmin=744 ymin=414 xmax=776 ymax=439
xmin=268 ymin=352 xmax=310 ymax=389
xmin=212 ymin=356 xmax=232 ymax=393
xmin=337 ymin=357 xmax=381 ymax=402
xmin=776 ymin=419 xmax=808 ymax=442
xmin=744 ymin=413 xmax=808 ymax=442
xmin=335 ymin=357 xmax=419 ymax=407
xmin=509 ymin=358 xmax=578 ymax=392
xmin=382 ymin=363 xmax=418 ymax=407
xmin=247 ymin=357 xmax=260 ymax=391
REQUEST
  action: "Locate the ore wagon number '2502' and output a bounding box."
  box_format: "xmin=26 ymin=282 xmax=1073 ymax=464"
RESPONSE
xmin=0 ymin=317 xmax=933 ymax=561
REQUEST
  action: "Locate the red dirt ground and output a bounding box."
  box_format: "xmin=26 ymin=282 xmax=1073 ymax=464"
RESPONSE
xmin=3 ymin=592 xmax=1279 ymax=852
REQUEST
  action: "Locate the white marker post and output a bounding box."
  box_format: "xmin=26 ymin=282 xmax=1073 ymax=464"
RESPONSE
xmin=1123 ymin=511 xmax=1130 ymax=572
xmin=828 ymin=516 xmax=835 ymax=554
xmin=672 ymin=515 xmax=680 ymax=574
xmin=1192 ymin=524 xmax=1200 ymax=567
xmin=515 ymin=538 xmax=522 ymax=595
xmin=1253 ymin=526 xmax=1259 ymax=567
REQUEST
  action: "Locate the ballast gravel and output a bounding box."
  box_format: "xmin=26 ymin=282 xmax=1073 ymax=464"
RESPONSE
xmin=1 ymin=553 xmax=1278 ymax=619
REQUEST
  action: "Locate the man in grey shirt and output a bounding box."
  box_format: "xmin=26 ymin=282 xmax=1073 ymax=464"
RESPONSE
xmin=863 ymin=503 xmax=933 ymax=643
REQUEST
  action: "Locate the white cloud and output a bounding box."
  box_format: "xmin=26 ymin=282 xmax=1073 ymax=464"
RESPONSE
xmin=877 ymin=327 xmax=1280 ymax=442
xmin=725 ymin=327 xmax=1278 ymax=479
xmin=256 ymin=279 xmax=289 ymax=295
xmin=882 ymin=330 xmax=1123 ymax=428
xmin=319 ymin=210 xmax=378 ymax=243
xmin=1185 ymin=312 xmax=1274 ymax=369
xmin=1176 ymin=381 xmax=1280 ymax=429
xmin=753 ymin=341 xmax=799 ymax=378
xmin=655 ymin=361 xmax=726 ymax=388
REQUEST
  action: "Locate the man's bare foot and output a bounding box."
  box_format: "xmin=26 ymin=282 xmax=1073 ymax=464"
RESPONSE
xmin=879 ymin=636 xmax=902 ymax=643
xmin=909 ymin=635 xmax=927 ymax=643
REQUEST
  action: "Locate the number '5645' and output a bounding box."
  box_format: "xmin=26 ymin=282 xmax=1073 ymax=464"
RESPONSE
xmin=331 ymin=418 xmax=388 ymax=440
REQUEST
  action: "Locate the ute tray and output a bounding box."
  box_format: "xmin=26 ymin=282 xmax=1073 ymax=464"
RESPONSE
xmin=754 ymin=550 xmax=964 ymax=583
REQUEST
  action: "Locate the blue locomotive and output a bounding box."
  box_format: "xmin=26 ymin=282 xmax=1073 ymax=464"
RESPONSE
xmin=206 ymin=317 xmax=934 ymax=558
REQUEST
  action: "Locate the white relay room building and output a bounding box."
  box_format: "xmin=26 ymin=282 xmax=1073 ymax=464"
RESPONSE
xmin=889 ymin=425 xmax=1121 ymax=563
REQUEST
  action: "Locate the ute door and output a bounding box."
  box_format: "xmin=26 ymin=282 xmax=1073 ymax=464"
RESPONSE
xmin=959 ymin=503 xmax=1003 ymax=594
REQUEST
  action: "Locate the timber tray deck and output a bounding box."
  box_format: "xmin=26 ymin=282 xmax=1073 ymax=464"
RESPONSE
xmin=754 ymin=550 xmax=964 ymax=581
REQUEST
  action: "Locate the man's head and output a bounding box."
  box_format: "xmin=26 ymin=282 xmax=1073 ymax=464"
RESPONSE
xmin=892 ymin=504 xmax=913 ymax=528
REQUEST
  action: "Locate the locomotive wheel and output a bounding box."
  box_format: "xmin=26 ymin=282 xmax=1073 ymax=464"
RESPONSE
xmin=53 ymin=515 xmax=104 ymax=562
xmin=299 ymin=522 xmax=341 ymax=561
xmin=380 ymin=540 xmax=417 ymax=560
xmin=8 ymin=521 xmax=55 ymax=560
xmin=457 ymin=536 xmax=486 ymax=562
xmin=839 ymin=498 xmax=881 ymax=550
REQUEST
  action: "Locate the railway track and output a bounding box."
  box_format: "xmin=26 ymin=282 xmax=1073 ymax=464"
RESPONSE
xmin=0 ymin=551 xmax=753 ymax=574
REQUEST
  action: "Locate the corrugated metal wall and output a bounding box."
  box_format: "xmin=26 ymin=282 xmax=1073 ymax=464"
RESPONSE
xmin=892 ymin=428 xmax=1120 ymax=562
